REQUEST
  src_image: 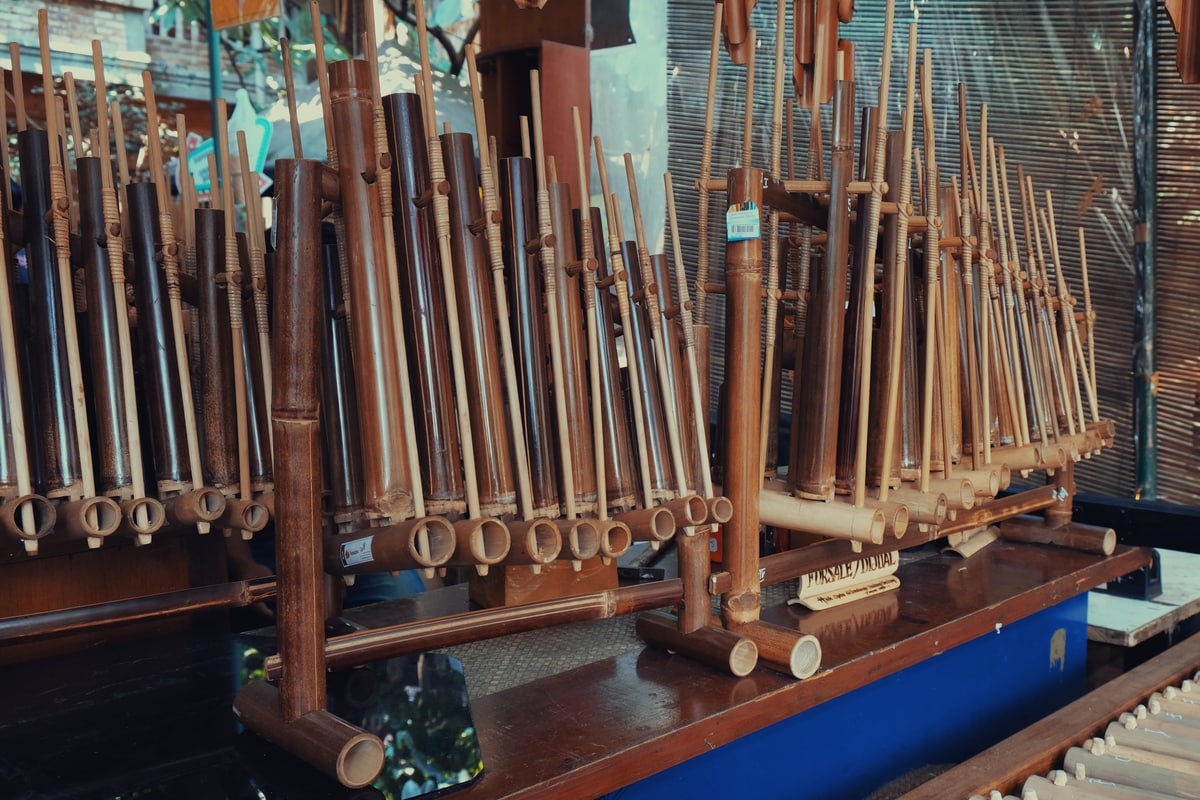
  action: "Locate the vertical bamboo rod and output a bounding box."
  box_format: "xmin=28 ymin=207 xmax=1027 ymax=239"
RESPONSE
xmin=281 ymin=37 xmax=304 ymax=158
xmin=1077 ymin=227 xmax=1100 ymax=419
xmin=695 ymin=2 xmax=724 ymax=326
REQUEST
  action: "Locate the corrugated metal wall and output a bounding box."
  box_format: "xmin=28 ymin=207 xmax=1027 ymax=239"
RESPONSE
xmin=666 ymin=0 xmax=1139 ymax=497
xmin=1153 ymin=4 xmax=1200 ymax=504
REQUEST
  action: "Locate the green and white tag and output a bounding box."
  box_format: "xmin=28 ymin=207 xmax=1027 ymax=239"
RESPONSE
xmin=726 ymin=200 xmax=761 ymax=241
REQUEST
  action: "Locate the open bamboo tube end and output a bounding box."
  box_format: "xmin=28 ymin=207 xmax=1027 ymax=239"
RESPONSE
xmin=505 ymin=518 xmax=562 ymax=565
xmin=452 ymin=518 xmax=511 ymax=567
xmin=928 ymin=478 xmax=976 ymax=511
xmin=164 ymin=486 xmax=227 ymax=527
xmin=119 ymin=496 xmax=166 ymax=538
xmin=557 ymin=518 xmax=602 ymax=561
xmin=600 ymin=520 xmax=633 ymax=560
xmin=1 ymin=495 xmax=56 ymax=547
xmin=660 ymin=494 xmax=709 ymax=526
xmin=997 ymin=516 xmax=1116 ymax=556
xmin=637 ymin=610 xmax=758 ymax=677
xmin=233 ymin=680 xmax=385 ymax=789
xmin=733 ymin=621 xmax=823 ymax=679
xmin=706 ymin=496 xmax=735 ymax=524
xmin=57 ymin=495 xmax=122 ymax=541
xmin=887 ymin=504 xmax=910 ymax=539
xmin=614 ymin=504 xmax=676 ymax=543
xmin=219 ymin=496 xmax=271 ymax=533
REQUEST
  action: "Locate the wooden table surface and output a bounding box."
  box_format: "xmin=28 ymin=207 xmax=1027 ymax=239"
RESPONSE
xmin=451 ymin=541 xmax=1150 ymax=800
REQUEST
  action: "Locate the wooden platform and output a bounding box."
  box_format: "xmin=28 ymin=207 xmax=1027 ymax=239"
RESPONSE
xmin=455 ymin=541 xmax=1149 ymax=799
xmin=1088 ymin=548 xmax=1200 ymax=647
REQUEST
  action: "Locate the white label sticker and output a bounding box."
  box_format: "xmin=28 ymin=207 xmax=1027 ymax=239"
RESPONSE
xmin=726 ymin=201 xmax=761 ymax=241
xmin=340 ymin=536 xmax=375 ymax=567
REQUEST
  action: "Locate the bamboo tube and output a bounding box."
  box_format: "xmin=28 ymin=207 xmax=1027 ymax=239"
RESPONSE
xmin=465 ymin=48 xmax=538 ymax=523
xmin=741 ymin=28 xmax=755 ymax=168
xmin=926 ymin=477 xmax=976 ymax=511
xmin=142 ymin=74 xmax=213 ymax=533
xmin=1024 ymin=773 xmax=1169 ymax=800
xmin=917 ymin=49 xmax=942 ymax=494
xmin=625 ymin=154 xmax=691 ymax=509
xmin=731 ymin=620 xmax=822 ymax=679
xmin=721 ymin=165 xmax=765 ymax=625
xmin=1063 ymin=746 xmax=1200 ymax=798
xmin=382 ymin=93 xmax=465 ymax=517
xmin=1078 ymin=227 xmax=1099 ymax=418
xmin=446 ymin=517 xmax=511 ymax=575
xmin=93 ymin=44 xmax=158 ymax=536
xmin=637 ymin=610 xmax=758 ymax=678
xmin=441 ymin=130 xmax=518 ymax=517
xmin=234 ymin=681 xmax=384 ymax=789
xmin=650 ymin=252 xmax=698 ymax=493
xmin=956 ymin=92 xmax=983 ymax=466
xmin=575 ymin=207 xmax=638 ymax=513
xmin=236 ymin=130 xmax=274 ymax=455
xmin=266 ymin=579 xmax=685 ymax=678
xmin=794 ymin=80 xmax=854 ymax=500
xmin=1044 ymin=192 xmax=1095 ymax=433
xmin=195 ymin=208 xmax=238 ymax=490
xmin=265 ymin=156 xmax=329 ymax=721
xmin=757 ymin=487 xmax=884 ymax=543
xmin=695 ymin=2 xmax=723 ymax=328
xmin=505 ymin=517 xmax=563 ymax=569
xmin=280 ymin=37 xmax=303 ymax=158
xmin=997 ymin=516 xmax=1116 ymax=556
xmin=885 ymin=486 xmax=948 ymax=524
xmin=595 ymin=137 xmax=656 ymax=507
xmin=988 ymin=138 xmax=1030 ymax=448
xmin=1025 ymin=174 xmax=1072 ymax=438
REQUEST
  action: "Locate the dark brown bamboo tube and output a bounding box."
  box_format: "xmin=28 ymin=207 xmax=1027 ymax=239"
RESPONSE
xmin=268 ymin=156 xmax=328 ymax=721
xmin=868 ymin=132 xmax=909 ymax=490
xmin=234 ymin=682 xmax=384 ymax=789
xmin=0 ymin=494 xmax=56 ymax=551
xmin=328 ymin=59 xmax=414 ymax=521
xmin=237 ymin=239 xmax=273 ymax=491
xmin=732 ymin=620 xmax=822 ymax=679
xmin=266 ymin=577 xmax=684 ymax=678
xmin=659 ymin=494 xmax=709 ymax=527
xmin=637 ymin=610 xmax=758 ymax=677
xmin=383 ymin=93 xmax=464 ymax=517
xmin=319 ymin=241 xmax=367 ymax=525
xmin=794 ymin=81 xmax=854 ymax=500
xmin=998 ymin=515 xmax=1115 ymax=556
xmin=501 ymin=156 xmax=560 ymax=518
xmin=76 ymin=156 xmax=133 ymax=497
xmin=835 ymin=105 xmax=877 ymax=494
xmin=722 ymin=166 xmax=764 ymax=626
xmin=622 ymin=238 xmax=675 ymax=500
xmin=440 ymin=131 xmax=517 ymax=516
xmin=0 ymin=575 xmax=276 ymax=644
xmin=17 ymin=129 xmax=83 ymax=501
xmin=548 ymin=180 xmax=597 ymax=511
xmin=126 ymin=182 xmax=190 ymax=491
xmin=615 ymin=504 xmax=676 ymax=544
xmin=195 ymin=208 xmax=238 ymax=491
xmin=325 ymin=516 xmax=457 ymax=575
xmin=587 ymin=206 xmax=640 ymax=511
xmin=677 ymin=524 xmax=713 ymax=634
xmin=447 ymin=517 xmax=511 ymax=575
xmin=218 ymin=496 xmax=270 ymax=533
xmin=899 ymin=242 xmax=923 ymax=480
xmin=505 ymin=517 xmax=562 ymax=567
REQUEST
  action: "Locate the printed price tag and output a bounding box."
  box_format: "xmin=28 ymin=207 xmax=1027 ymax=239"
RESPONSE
xmin=340 ymin=535 xmax=375 ymax=567
xmin=726 ymin=201 xmax=761 ymax=241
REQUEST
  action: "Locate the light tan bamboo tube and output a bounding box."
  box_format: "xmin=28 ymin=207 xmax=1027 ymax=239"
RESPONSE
xmin=1087 ymin=736 xmax=1200 ymax=779
xmin=1044 ymin=192 xmax=1093 ymax=433
xmin=695 ymin=1 xmax=723 ymax=327
xmin=756 ymin=488 xmax=885 ymax=543
xmin=234 ymin=682 xmax=384 ymax=789
xmin=449 ymin=518 xmax=510 ymax=576
xmin=1040 ymin=205 xmax=1084 ymax=435
xmin=707 ymin=495 xmax=734 ymax=523
xmin=1064 ymin=746 xmax=1200 ymax=798
xmin=236 ymin=130 xmax=275 ymax=458
xmin=926 ymin=477 xmax=976 ymax=510
xmin=955 ymin=468 xmax=1001 ymax=498
xmin=988 ymin=137 xmax=1030 ymax=449
xmin=325 ymin=517 xmax=457 ymax=575
xmin=280 ymin=37 xmax=303 ymax=157
xmin=1104 ymin=721 xmax=1200 ymax=764
xmin=885 ymin=486 xmax=948 ymax=524
xmin=1023 ymin=773 xmax=1166 ymax=800
xmin=917 ymin=49 xmax=941 ymax=495
xmin=998 ymin=516 xmax=1115 ymax=556
xmin=637 ymin=610 xmax=758 ymax=678
xmin=1077 ymin=227 xmax=1099 ymax=418
xmin=731 ymin=621 xmax=822 ymax=679
xmin=741 ymin=28 xmax=755 ymax=167
xmin=1150 ymin=691 xmax=1200 ymax=719
xmin=0 ymin=495 xmax=56 ymax=554
xmin=659 ymin=494 xmax=709 ymax=527
xmin=861 ymin=499 xmax=909 ymax=538
xmin=615 ymin=504 xmax=677 ymax=544
xmin=1121 ymin=711 xmax=1200 ymax=741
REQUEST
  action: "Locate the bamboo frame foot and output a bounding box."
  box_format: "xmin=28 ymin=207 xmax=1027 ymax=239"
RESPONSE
xmin=637 ymin=610 xmax=758 ymax=677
